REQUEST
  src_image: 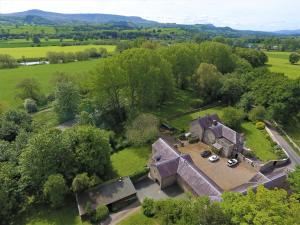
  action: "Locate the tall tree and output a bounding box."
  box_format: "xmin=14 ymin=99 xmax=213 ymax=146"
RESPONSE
xmin=54 ymin=81 xmax=80 ymax=123
xmin=192 ymin=63 xmax=223 ymax=103
xmin=221 ymin=186 xmax=300 ymax=225
xmin=64 ymin=125 xmax=112 ymax=179
xmin=198 ymin=41 xmax=236 ymax=73
xmin=19 ymin=129 xmax=73 ymax=191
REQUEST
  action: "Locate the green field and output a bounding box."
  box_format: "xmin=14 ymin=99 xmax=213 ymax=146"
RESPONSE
xmin=0 ymin=60 xmax=101 ymax=107
xmin=111 ymin=146 xmax=151 ymax=177
xmin=0 ymin=44 xmax=116 ymax=59
xmin=0 ymin=38 xmax=75 ymax=48
xmin=117 ymin=210 xmax=157 ymax=225
xmin=284 ymin=118 xmax=300 ymax=147
xmin=169 ymin=106 xmax=277 ymax=161
xmin=265 ymin=51 xmax=300 ymax=79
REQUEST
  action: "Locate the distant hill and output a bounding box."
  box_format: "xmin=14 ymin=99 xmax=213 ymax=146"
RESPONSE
xmin=1 ymin=9 xmax=299 ymax=37
xmin=274 ymin=29 xmax=300 ymax=35
xmin=0 ymin=9 xmax=157 ymax=25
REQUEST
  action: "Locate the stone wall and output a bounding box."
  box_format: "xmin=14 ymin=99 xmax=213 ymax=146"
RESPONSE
xmin=176 ymin=175 xmax=197 ymax=196
xmin=161 ymin=175 xmax=177 ymax=189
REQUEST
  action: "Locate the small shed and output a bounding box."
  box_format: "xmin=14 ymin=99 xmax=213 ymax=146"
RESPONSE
xmin=76 ymin=177 xmax=137 ymax=219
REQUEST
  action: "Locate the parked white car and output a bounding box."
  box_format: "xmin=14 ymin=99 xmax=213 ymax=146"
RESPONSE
xmin=227 ymin=159 xmax=239 ymax=167
xmin=208 ymin=155 xmax=219 ymax=162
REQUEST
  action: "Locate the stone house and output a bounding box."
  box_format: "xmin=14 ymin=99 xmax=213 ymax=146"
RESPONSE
xmin=190 ymin=114 xmax=245 ymax=158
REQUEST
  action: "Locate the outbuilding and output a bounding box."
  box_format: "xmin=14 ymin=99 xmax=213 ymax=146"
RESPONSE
xmin=76 ymin=176 xmax=137 ymax=219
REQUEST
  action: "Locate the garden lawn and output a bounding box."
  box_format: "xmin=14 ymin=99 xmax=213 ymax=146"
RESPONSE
xmin=265 ymin=51 xmax=300 ymax=79
xmin=0 ymin=44 xmax=116 ymax=59
xmin=111 ymin=146 xmax=151 ymax=177
xmin=32 ymin=108 xmax=60 ymax=128
xmin=117 ymin=210 xmax=158 ymax=225
xmin=169 ymin=106 xmax=276 ymax=161
xmin=12 ymin=200 xmax=90 ymax=225
xmin=240 ymin=122 xmax=277 ymax=161
xmin=0 ymin=59 xmax=101 ymax=108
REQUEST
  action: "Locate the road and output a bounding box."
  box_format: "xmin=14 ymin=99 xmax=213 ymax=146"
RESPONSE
xmin=266 ymin=126 xmax=300 ymax=168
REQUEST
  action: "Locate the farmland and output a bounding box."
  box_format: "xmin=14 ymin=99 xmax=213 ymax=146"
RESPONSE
xmin=265 ymin=51 xmax=300 ymax=79
xmin=0 ymin=38 xmax=75 ymax=48
xmin=0 ymin=59 xmax=101 ymax=107
xmin=0 ymin=44 xmax=116 ymax=59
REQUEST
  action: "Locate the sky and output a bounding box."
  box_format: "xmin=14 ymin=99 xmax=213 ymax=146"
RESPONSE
xmin=0 ymin=0 xmax=299 ymax=31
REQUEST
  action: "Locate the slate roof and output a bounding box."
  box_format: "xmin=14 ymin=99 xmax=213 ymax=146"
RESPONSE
xmin=198 ymin=114 xmax=220 ymax=130
xmin=76 ymin=177 xmax=136 ymax=216
xmin=151 ymin=138 xmax=222 ymax=197
xmin=198 ymin=114 xmax=244 ymax=146
xmin=152 ymin=138 xmax=179 ymax=162
xmin=151 ymin=138 xmax=286 ymax=200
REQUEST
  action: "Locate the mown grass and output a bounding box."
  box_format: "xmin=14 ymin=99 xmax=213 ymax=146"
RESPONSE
xmin=0 ymin=59 xmax=101 ymax=107
xmin=265 ymin=51 xmax=300 ymax=79
xmin=111 ymin=146 xmax=151 ymax=177
xmin=117 ymin=210 xmax=158 ymax=225
xmin=0 ymin=44 xmax=116 ymax=59
xmin=13 ymin=200 xmax=91 ymax=225
xmin=169 ymin=106 xmax=277 ymax=161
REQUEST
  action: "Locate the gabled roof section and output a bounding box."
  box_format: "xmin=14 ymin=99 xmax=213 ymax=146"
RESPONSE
xmin=152 ymin=138 xmax=180 ymax=162
xmin=156 ymin=157 xmax=179 ymax=178
xmin=198 ymin=114 xmax=220 ymax=130
xmin=152 ymin=138 xmax=222 ymax=197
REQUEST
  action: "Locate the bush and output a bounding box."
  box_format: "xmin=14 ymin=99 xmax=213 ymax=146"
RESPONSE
xmin=24 ymin=99 xmax=38 ymax=113
xmin=126 ymin=113 xmax=160 ymax=146
xmin=0 ymin=54 xmax=18 ymax=69
xmin=255 ymin=121 xmax=266 ymax=130
xmin=249 ymin=106 xmax=266 ymax=122
xmin=43 ymin=174 xmax=68 ymax=208
xmin=190 ymin=99 xmax=204 ymax=109
xmin=91 ymin=205 xmax=109 ymax=223
xmin=188 ymin=136 xmax=199 ymax=144
xmin=212 ymin=147 xmax=221 ymax=155
xmin=72 ymin=173 xmax=91 ymax=193
xmin=130 ymin=167 xmax=149 ymax=183
xmin=142 ymin=198 xmax=156 ymax=217
xmin=222 ymin=107 xmax=245 ymax=130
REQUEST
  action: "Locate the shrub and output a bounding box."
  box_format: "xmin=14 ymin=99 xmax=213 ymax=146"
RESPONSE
xmin=91 ymin=205 xmax=109 ymax=223
xmin=72 ymin=173 xmax=91 ymax=193
xmin=130 ymin=167 xmax=149 ymax=183
xmin=24 ymin=99 xmax=38 ymax=113
xmin=222 ymin=107 xmax=245 ymax=130
xmin=188 ymin=136 xmax=199 ymax=144
xmin=255 ymin=121 xmax=266 ymax=130
xmin=142 ymin=198 xmax=156 ymax=217
xmin=0 ymin=54 xmax=18 ymax=69
xmin=43 ymin=174 xmax=68 ymax=208
xmin=190 ymin=99 xmax=204 ymax=109
xmin=126 ymin=113 xmax=159 ymax=146
xmin=212 ymin=147 xmax=221 ymax=155
xmin=249 ymin=106 xmax=266 ymax=122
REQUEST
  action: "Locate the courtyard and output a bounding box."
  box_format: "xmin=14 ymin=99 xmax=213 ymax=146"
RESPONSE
xmin=179 ymin=143 xmax=258 ymax=191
